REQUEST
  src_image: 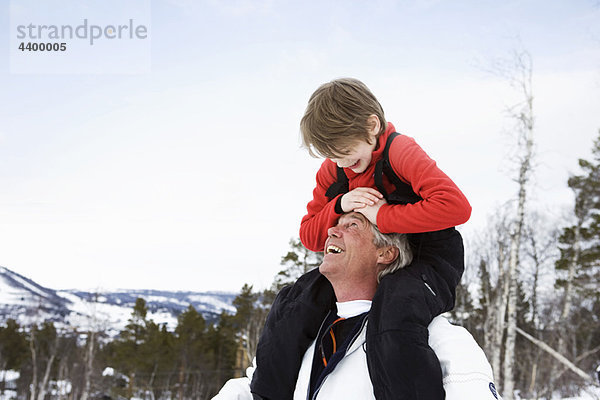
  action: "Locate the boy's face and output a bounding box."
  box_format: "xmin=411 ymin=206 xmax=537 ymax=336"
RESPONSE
xmin=331 ymin=137 xmax=377 ymax=174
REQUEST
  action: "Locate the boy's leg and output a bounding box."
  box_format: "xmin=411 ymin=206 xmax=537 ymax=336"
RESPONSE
xmin=367 ymin=270 xmax=445 ymax=399
xmin=366 ymin=228 xmax=464 ymax=399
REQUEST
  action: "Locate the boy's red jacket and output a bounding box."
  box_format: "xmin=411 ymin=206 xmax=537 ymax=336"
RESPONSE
xmin=300 ymin=122 xmax=472 ymax=252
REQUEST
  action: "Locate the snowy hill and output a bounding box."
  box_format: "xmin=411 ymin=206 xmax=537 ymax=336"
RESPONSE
xmin=0 ymin=266 xmax=236 ymax=335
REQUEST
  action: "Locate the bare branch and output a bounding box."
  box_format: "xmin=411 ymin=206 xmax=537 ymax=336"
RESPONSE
xmin=515 ymin=326 xmax=598 ymax=386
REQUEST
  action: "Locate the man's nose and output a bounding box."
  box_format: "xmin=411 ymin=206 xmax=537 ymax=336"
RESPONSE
xmin=328 ymin=225 xmax=341 ymax=237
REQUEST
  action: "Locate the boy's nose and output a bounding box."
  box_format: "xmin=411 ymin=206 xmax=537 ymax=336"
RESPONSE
xmin=331 ymin=157 xmax=345 ymax=167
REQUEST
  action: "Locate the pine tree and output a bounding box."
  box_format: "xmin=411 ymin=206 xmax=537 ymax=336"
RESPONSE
xmin=203 ymin=312 xmax=238 ymax=398
xmin=232 ymin=284 xmax=271 ymax=368
xmin=0 ymin=319 xmax=28 ymax=371
xmin=553 ymin=130 xmax=600 ymax=392
xmin=123 ymin=297 xmax=149 ymax=345
xmin=272 ymin=238 xmax=323 ymax=291
xmin=174 ymin=305 xmax=206 ymax=399
xmin=107 ymin=297 xmax=152 ymax=398
xmin=556 ymin=130 xmax=600 ymax=299
xmin=25 ymin=322 xmax=59 ymax=400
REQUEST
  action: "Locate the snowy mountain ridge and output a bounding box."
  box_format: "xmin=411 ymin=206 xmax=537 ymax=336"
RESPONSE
xmin=0 ymin=265 xmax=237 ymax=336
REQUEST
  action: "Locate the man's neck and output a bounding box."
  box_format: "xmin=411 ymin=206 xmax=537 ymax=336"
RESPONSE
xmin=332 ymin=283 xmax=376 ymax=303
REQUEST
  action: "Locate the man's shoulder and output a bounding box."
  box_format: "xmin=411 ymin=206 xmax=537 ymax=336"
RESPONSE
xmin=428 ymin=316 xmax=479 ymax=350
xmin=427 ymin=316 xmax=502 ymax=399
xmin=427 ymin=316 xmax=495 ymax=378
xmin=268 ymin=269 xmax=335 ymax=320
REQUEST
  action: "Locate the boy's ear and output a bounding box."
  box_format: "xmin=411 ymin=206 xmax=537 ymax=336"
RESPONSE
xmin=367 ymin=114 xmax=380 ymax=139
xmin=377 ymin=246 xmax=399 ymax=266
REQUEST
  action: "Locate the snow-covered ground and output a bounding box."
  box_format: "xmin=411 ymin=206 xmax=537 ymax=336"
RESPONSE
xmin=516 ymin=386 xmax=600 ymax=400
xmin=556 ymin=386 xmax=600 ymax=400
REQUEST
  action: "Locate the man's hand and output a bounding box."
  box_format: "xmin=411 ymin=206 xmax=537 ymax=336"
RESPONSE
xmin=356 ymin=197 xmax=387 ymax=225
xmin=340 ymin=187 xmax=383 ymax=213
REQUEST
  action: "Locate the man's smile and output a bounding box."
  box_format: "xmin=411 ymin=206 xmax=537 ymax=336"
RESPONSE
xmin=326 ymin=244 xmax=344 ymax=254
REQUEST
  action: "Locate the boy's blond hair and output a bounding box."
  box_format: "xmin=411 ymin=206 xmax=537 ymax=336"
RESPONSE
xmin=300 ymin=78 xmax=387 ymax=158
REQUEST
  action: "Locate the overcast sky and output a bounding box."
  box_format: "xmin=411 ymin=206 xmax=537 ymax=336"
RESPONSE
xmin=1 ymin=0 xmax=599 ymax=293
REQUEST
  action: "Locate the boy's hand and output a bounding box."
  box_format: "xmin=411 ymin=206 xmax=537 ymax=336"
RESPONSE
xmin=356 ymin=198 xmax=387 ymax=225
xmin=340 ymin=187 xmax=383 ymax=213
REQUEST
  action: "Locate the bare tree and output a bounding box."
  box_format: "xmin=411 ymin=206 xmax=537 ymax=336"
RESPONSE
xmin=80 ymin=330 xmax=96 ymax=400
xmin=80 ymin=292 xmax=108 ymax=400
xmin=36 ymin=332 xmax=58 ymax=400
xmin=28 ymin=327 xmax=38 ymax=400
xmin=490 ymin=220 xmax=510 ymax=385
xmin=491 ymin=49 xmax=536 ymax=400
xmin=472 ymin=209 xmax=511 ymax=386
xmin=520 ymin=212 xmax=560 ymax=398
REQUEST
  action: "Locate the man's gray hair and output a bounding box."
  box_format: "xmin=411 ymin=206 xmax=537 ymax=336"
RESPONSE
xmin=370 ymin=224 xmax=413 ymax=283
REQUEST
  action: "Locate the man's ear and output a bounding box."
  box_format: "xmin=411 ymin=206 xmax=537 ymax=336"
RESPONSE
xmin=377 ymin=246 xmax=399 ymax=266
xmin=367 ymin=114 xmax=380 ymax=138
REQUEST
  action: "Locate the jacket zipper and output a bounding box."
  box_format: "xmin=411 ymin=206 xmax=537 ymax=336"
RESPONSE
xmin=310 ymin=315 xmax=369 ymax=400
xmin=306 ymin=310 xmax=332 ymax=400
xmin=421 ymin=274 xmax=437 ymax=296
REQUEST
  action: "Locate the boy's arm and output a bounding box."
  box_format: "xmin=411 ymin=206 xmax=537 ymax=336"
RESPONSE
xmin=376 ymin=135 xmax=471 ymax=234
xmin=299 ymin=160 xmax=343 ymax=252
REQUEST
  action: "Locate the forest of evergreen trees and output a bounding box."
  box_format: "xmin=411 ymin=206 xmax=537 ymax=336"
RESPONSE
xmin=0 ymin=297 xmax=243 ymax=400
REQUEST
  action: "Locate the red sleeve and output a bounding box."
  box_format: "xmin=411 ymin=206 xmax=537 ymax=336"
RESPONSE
xmin=299 ymin=160 xmax=343 ymax=252
xmin=376 ymin=135 xmax=472 ymax=234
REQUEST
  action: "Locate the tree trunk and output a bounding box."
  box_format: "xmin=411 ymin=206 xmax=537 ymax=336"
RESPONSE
xmin=148 ymin=362 xmax=158 ymax=400
xmin=29 ymin=329 xmax=37 ymax=400
xmin=491 ymin=241 xmax=508 ymax=385
xmin=558 ymin=223 xmax=580 ymax=354
xmin=37 ymin=353 xmax=56 ymax=400
xmin=80 ymin=331 xmax=96 ymax=400
xmin=37 ymin=334 xmax=58 ymax=400
xmin=503 ymin=221 xmax=523 ymax=399
xmin=501 ymin=49 xmax=535 ymax=400
xmin=178 ymin=363 xmax=185 ymax=400
xmin=57 ymin=359 xmax=69 ymax=400
xmin=528 ymin=362 xmax=537 ymax=399
xmin=547 ymin=221 xmax=581 ymax=393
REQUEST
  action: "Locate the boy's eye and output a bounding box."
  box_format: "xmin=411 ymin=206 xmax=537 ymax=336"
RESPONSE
xmin=336 ymin=147 xmax=352 ymax=156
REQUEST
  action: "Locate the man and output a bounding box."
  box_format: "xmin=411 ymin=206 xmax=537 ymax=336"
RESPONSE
xmin=213 ymin=213 xmax=501 ymax=400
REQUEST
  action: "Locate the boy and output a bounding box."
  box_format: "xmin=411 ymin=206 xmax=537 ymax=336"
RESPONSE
xmin=299 ymin=78 xmax=471 ymax=398
xmin=299 ymin=78 xmax=471 ymax=250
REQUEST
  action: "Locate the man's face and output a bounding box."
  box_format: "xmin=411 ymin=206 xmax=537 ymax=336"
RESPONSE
xmin=319 ymin=212 xmax=380 ymax=284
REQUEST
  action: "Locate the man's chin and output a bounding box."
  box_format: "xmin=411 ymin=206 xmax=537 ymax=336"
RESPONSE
xmin=318 ymin=263 xmax=330 ymax=277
